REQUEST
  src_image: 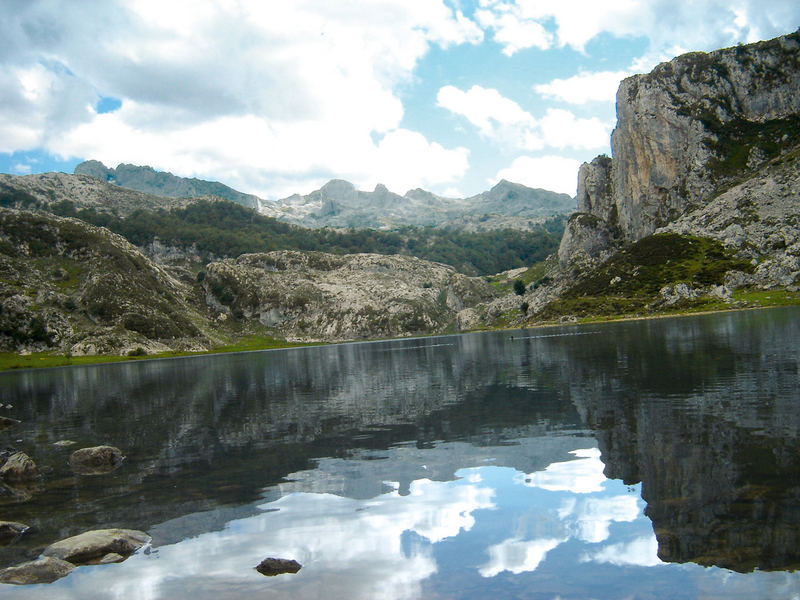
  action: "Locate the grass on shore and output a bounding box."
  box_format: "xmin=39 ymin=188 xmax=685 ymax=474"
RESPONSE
xmin=0 ymin=335 xmax=309 ymax=372
xmin=531 ymin=288 xmax=800 ymax=326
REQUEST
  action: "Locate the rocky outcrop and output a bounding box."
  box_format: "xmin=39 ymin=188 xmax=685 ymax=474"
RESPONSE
xmin=204 ymin=251 xmax=497 ymax=342
xmin=0 ymin=557 xmax=74 ymax=585
xmin=558 ymin=31 xmax=800 ymax=290
xmin=660 ymin=148 xmax=800 ymax=290
xmin=42 ymin=529 xmax=150 ymax=565
xmin=69 ymin=446 xmax=125 ymax=475
xmin=0 ymin=453 xmax=38 ymax=482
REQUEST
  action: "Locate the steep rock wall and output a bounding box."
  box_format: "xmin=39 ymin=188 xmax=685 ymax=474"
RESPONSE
xmin=559 ymin=31 xmax=800 ymax=269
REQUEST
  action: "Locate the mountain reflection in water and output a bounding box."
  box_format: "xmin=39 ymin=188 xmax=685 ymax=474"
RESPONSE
xmin=0 ymin=307 xmax=797 ymax=599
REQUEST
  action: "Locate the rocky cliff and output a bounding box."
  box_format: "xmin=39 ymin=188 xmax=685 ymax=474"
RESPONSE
xmin=559 ymin=31 xmax=800 ymax=288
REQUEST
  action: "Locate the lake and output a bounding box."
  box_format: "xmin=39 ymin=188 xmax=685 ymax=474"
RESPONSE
xmin=0 ymin=307 xmax=798 ymax=599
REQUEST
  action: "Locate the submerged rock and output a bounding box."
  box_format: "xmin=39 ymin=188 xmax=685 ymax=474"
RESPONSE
xmin=42 ymin=528 xmax=150 ymax=565
xmin=69 ymin=445 xmax=125 ymax=475
xmin=0 ymin=521 xmax=29 ymax=542
xmin=0 ymin=556 xmax=75 ymax=585
xmin=255 ymin=557 xmax=302 ymax=576
xmin=0 ymin=452 xmax=38 ymax=482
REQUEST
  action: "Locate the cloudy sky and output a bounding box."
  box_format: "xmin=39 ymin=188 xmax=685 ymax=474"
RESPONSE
xmin=1 ymin=1 xmax=798 ymax=199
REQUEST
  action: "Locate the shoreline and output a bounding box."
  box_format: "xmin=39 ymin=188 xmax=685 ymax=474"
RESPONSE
xmin=2 ymin=301 xmax=797 ymax=374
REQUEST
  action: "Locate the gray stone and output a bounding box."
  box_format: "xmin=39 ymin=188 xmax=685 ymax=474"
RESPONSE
xmin=0 ymin=557 xmax=74 ymax=585
xmin=255 ymin=557 xmax=302 ymax=576
xmin=42 ymin=528 xmax=150 ymax=565
xmin=69 ymin=445 xmax=125 ymax=475
xmin=0 ymin=452 xmax=38 ymax=482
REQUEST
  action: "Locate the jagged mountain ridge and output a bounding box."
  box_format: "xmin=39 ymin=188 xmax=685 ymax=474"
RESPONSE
xmin=73 ymin=161 xmax=575 ymax=231
xmin=273 ymin=178 xmax=575 ymax=229
xmin=75 ymin=160 xmax=262 ymax=209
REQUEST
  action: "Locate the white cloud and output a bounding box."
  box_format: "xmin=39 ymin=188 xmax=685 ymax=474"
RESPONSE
xmin=521 ymin=447 xmax=606 ymax=493
xmin=539 ymin=109 xmax=612 ymax=149
xmin=582 ymin=535 xmax=663 ymax=567
xmin=11 ymin=163 xmax=32 ymax=174
xmin=0 ymin=0 xmax=482 ymax=198
xmin=495 ymin=155 xmax=582 ymax=196
xmin=437 ymin=84 xmax=537 ymax=140
xmin=479 ymin=537 xmax=565 ymax=577
xmin=535 ymin=70 xmax=631 ymax=105
xmin=437 ymin=86 xmax=609 ymax=152
xmin=30 ymin=474 xmax=495 ymax=600
xmin=559 ymin=495 xmax=640 ymax=543
xmin=476 ymin=0 xmax=800 ymax=60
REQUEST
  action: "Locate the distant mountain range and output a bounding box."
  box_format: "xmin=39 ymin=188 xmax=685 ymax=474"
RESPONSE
xmin=74 ymin=160 xmax=262 ymax=210
xmin=74 ymin=161 xmax=575 ymax=230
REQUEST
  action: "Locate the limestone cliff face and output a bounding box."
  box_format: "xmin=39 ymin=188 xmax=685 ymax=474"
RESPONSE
xmin=203 ymin=251 xmax=497 ymax=342
xmin=559 ymin=31 xmax=800 ymax=276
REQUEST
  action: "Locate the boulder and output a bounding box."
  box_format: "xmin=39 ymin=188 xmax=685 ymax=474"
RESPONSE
xmin=0 ymin=521 xmax=29 ymax=542
xmin=42 ymin=528 xmax=150 ymax=565
xmin=0 ymin=557 xmax=74 ymax=585
xmin=0 ymin=452 xmax=38 ymax=482
xmin=69 ymin=445 xmax=125 ymax=475
xmin=255 ymin=557 xmax=302 ymax=576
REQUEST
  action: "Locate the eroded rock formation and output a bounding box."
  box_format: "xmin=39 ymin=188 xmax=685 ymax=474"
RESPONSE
xmin=559 ymin=31 xmax=800 ymax=291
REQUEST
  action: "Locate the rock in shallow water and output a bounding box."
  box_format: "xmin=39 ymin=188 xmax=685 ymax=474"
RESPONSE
xmin=255 ymin=557 xmax=302 ymax=576
xmin=42 ymin=528 xmax=150 ymax=565
xmin=0 ymin=521 xmax=29 ymax=542
xmin=68 ymin=445 xmax=125 ymax=475
xmin=0 ymin=557 xmax=75 ymax=585
xmin=0 ymin=452 xmax=38 ymax=482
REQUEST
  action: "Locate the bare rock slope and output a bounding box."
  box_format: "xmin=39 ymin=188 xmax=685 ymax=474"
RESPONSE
xmin=203 ymin=251 xmax=497 ymax=342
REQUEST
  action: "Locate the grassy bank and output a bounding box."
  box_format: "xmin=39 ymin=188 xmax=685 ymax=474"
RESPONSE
xmin=531 ymin=288 xmax=800 ymax=326
xmin=0 ymin=335 xmax=310 ymax=372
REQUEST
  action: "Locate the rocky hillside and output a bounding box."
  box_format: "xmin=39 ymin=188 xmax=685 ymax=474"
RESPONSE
xmin=0 ymin=208 xmax=211 ymax=356
xmin=0 ymin=171 xmax=192 ymax=217
xmin=74 ymin=161 xmax=261 ymax=209
xmin=508 ymin=31 xmax=800 ymax=326
xmin=203 ymin=251 xmax=497 ymax=342
xmin=0 ymin=208 xmax=497 ymax=354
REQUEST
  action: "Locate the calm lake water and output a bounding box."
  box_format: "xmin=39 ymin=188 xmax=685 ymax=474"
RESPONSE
xmin=0 ymin=307 xmax=799 ymax=599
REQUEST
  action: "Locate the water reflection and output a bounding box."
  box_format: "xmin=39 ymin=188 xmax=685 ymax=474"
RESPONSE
xmin=0 ymin=308 xmax=797 ymax=598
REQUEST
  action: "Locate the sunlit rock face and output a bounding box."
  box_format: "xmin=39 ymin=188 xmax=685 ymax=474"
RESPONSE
xmin=203 ymin=250 xmax=497 ymax=341
xmin=559 ymin=31 xmax=800 ymax=283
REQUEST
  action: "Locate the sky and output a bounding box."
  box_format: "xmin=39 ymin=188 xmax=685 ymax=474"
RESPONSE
xmin=1 ymin=1 xmax=798 ymax=200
